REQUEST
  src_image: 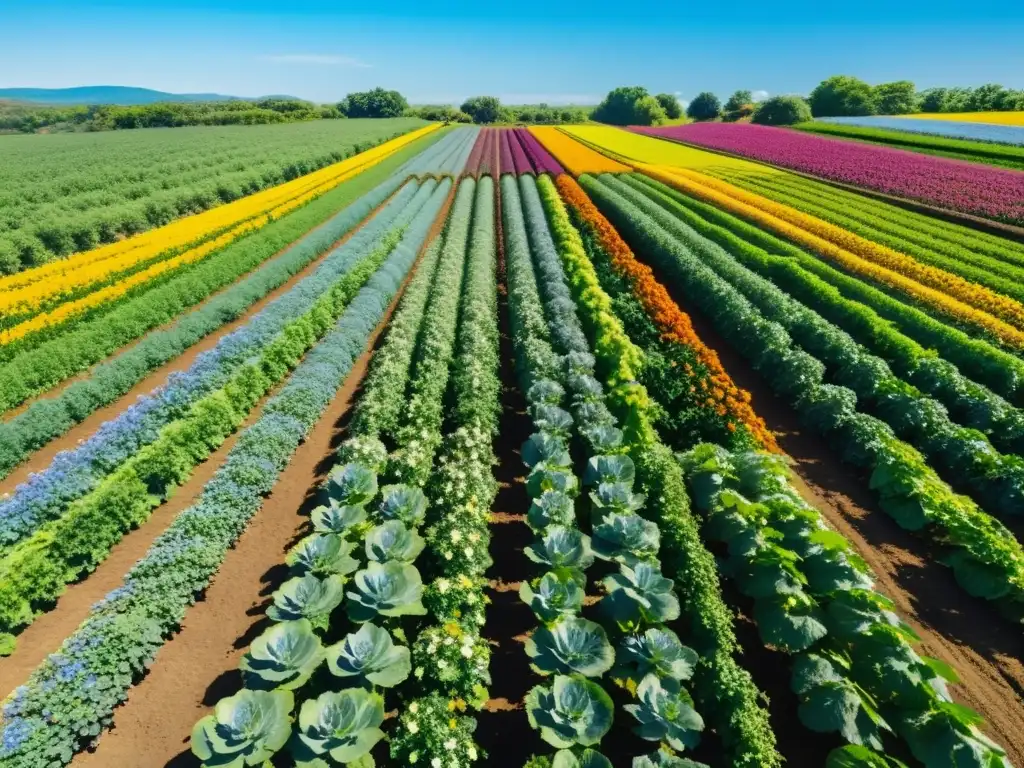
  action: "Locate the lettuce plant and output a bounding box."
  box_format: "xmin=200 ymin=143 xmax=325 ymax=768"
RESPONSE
xmin=526 ymin=617 xmax=615 ymax=678
xmin=191 ymin=689 xmax=293 ymax=767
xmin=240 ymin=619 xmax=325 ymax=691
xmin=326 ymin=623 xmax=411 ymax=688
xmin=291 ymin=689 xmax=385 ymax=766
xmin=626 ymin=676 xmax=705 ymax=752
xmin=364 ymin=521 xmax=425 ymax=563
xmin=521 ymin=571 xmax=586 ymax=624
xmin=286 ymin=534 xmax=359 ymax=578
xmin=267 ymin=574 xmax=346 ymax=630
xmin=346 ymin=561 xmax=426 ymax=622
xmin=525 ymin=674 xmax=614 ymax=748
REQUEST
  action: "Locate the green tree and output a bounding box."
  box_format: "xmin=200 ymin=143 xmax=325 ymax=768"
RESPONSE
xmin=592 ymin=86 xmax=651 ymax=125
xmin=969 ymin=83 xmax=1007 ymax=111
xmin=917 ymin=88 xmax=948 ymax=113
xmin=654 ymin=93 xmax=682 ymax=119
xmin=686 ymin=91 xmax=722 ymax=121
xmin=460 ymin=96 xmax=502 ymax=124
xmin=872 ymin=81 xmax=917 ymax=114
xmin=339 ymin=88 xmax=408 ymax=118
xmin=752 ymin=95 xmax=813 ymax=125
xmin=634 ymin=95 xmax=668 ymax=126
xmin=724 ymin=90 xmax=753 ymax=112
xmin=808 ymin=75 xmax=876 ymax=117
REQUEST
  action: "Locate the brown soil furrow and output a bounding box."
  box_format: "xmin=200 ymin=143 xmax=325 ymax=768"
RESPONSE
xmin=70 ymin=261 xmax=413 ymax=768
xmin=656 ymin=278 xmax=1024 ymax=766
xmin=0 ymin=184 xmax=398 ymax=493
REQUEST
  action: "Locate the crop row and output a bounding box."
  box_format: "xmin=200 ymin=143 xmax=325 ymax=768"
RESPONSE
xmin=0 ymin=128 xmax=443 ymax=422
xmin=0 ymin=180 xmax=444 ymax=653
xmin=400 ymin=126 xmax=481 ymax=177
xmin=603 ymin=174 xmax=1024 ymax=524
xmin=582 ymin=172 xmax=1024 ymax=618
xmin=642 ymin=165 xmax=1024 ymax=349
xmin=545 ymin=173 xmax=1015 ymax=767
xmin=0 ymin=177 xmax=451 ymax=767
xmin=510 ymin=172 xmax=785 ymax=767
xmin=465 ymin=127 xmax=500 ymax=177
xmin=631 ymin=122 xmax=1024 ymax=226
xmin=807 ymin=116 xmax=1024 ymax=150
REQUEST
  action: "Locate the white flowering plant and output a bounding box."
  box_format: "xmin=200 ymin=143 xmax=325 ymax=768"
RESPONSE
xmin=390 ymin=694 xmax=483 ymax=767
xmin=410 ymin=623 xmax=491 ymax=709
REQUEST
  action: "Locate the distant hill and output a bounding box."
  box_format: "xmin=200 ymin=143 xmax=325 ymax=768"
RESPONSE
xmin=0 ymin=86 xmax=278 ymax=106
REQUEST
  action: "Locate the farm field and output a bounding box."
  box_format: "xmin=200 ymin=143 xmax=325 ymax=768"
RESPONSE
xmin=0 ymin=121 xmax=1023 ymax=768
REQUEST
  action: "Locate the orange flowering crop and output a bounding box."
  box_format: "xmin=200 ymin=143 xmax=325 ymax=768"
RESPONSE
xmin=528 ymin=127 xmax=630 ymax=176
xmin=554 ymin=174 xmax=780 ymax=452
xmin=641 ymin=165 xmax=1024 ymax=350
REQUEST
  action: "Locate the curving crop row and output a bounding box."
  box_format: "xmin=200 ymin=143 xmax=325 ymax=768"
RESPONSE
xmin=0 ymin=179 xmax=451 ymax=768
xmin=530 ymin=127 xmax=631 ymax=177
xmin=0 ymin=181 xmax=443 ymax=654
xmin=401 ymin=126 xmax=481 ymax=177
xmin=581 ymin=173 xmax=1024 ymax=619
xmin=623 ymin=174 xmax=1024 ymax=459
xmin=601 ymin=173 xmax=1024 ymax=524
xmin=0 ymin=180 xmax=428 ymax=554
xmin=0 ymin=129 xmax=444 ymax=418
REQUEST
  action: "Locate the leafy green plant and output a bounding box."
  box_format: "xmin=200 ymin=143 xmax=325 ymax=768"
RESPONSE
xmin=364 ymin=521 xmax=425 ymax=563
xmin=524 ymin=432 xmax=573 ymax=469
xmin=326 ymin=463 xmax=378 ymax=507
xmin=603 ymin=562 xmax=681 ymax=628
xmin=191 ymin=689 xmax=294 ymax=767
xmin=526 ymin=526 xmax=595 ymax=573
xmin=617 ymin=628 xmax=698 ymax=685
xmin=268 ymin=574 xmax=346 ymax=630
xmin=291 ymin=689 xmax=385 ymax=766
xmin=326 ymin=622 xmax=411 ymax=688
xmin=521 ymin=571 xmax=586 ymax=624
xmin=240 ymin=619 xmax=325 ymax=691
xmin=626 ymin=675 xmax=705 ymax=752
xmin=528 ymin=491 xmax=578 ymax=532
xmin=552 ymin=749 xmax=614 ymax=768
xmin=591 ymin=512 xmax=660 ymax=566
xmin=377 ymin=484 xmax=428 ymax=527
xmin=345 ymin=561 xmax=426 ymax=622
xmin=286 ymin=534 xmax=360 ymax=578
xmin=311 ymin=503 xmax=368 ymax=535
xmin=526 ymin=674 xmax=615 ymax=748
xmin=526 ymin=617 xmax=615 ymax=677
xmin=792 ymin=653 xmax=892 ymax=749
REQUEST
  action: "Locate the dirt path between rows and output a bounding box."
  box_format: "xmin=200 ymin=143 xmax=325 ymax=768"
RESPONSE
xmin=661 ymin=279 xmax=1024 ymax=766
xmin=0 ymin=189 xmax=393 ymax=494
xmin=69 ymin=195 xmax=445 ymax=768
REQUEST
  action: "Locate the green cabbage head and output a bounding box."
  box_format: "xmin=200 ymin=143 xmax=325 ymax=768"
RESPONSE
xmin=326 ymin=622 xmax=412 ymax=688
xmin=191 ymin=689 xmax=293 ymax=767
xmin=291 ymin=689 xmax=385 ymax=766
xmin=240 ymin=619 xmax=325 ymax=691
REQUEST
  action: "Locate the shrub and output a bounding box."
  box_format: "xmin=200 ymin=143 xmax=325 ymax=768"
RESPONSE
xmin=752 ymin=95 xmax=813 ymax=126
xmin=686 ymin=92 xmax=721 ymax=121
xmin=654 ymin=93 xmax=682 ymax=119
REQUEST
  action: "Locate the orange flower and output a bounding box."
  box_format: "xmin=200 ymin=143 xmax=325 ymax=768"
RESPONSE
xmin=554 ymin=174 xmax=780 ymax=453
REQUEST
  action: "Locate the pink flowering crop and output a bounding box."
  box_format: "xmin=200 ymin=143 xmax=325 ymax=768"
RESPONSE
xmin=499 ymin=130 xmax=516 ymax=175
xmin=512 ymin=127 xmax=564 ymax=174
xmin=633 ymin=123 xmax=1024 ymax=225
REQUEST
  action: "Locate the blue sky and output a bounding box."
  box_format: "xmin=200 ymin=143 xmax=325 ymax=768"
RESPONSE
xmin=3 ymin=0 xmax=1023 ymax=105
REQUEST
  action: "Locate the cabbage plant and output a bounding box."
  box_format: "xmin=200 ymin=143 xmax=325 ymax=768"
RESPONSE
xmin=378 ymin=484 xmax=427 ymax=527
xmin=592 ymin=512 xmax=660 ymax=566
xmin=603 ymin=563 xmax=681 ymax=628
xmin=346 ymin=561 xmax=426 ymax=622
xmin=526 ymin=674 xmax=614 ymax=748
xmin=527 ymin=491 xmax=577 ymax=532
xmin=633 ymin=751 xmax=710 ymax=768
xmin=521 ymin=571 xmax=585 ymax=624
xmin=240 ymin=619 xmax=325 ymax=691
xmin=191 ymin=689 xmax=293 ymax=767
xmin=286 ymin=533 xmax=359 ymax=578
xmin=268 ymin=574 xmax=346 ymax=630
xmin=581 ymin=425 xmax=623 ymax=453
xmin=528 ymin=378 xmax=566 ymax=406
xmin=626 ymin=675 xmax=704 ymax=751
xmin=532 ymin=406 xmax=575 ymax=439
xmin=525 ymin=526 xmax=595 ymax=573
xmin=590 ymin=482 xmax=645 ymax=515
xmin=618 ymin=627 xmax=698 ymax=684
xmin=526 ymin=617 xmax=615 ymax=677
xmin=326 ymin=463 xmax=378 ymax=507
xmin=326 ymin=622 xmax=411 ymax=688
xmin=364 ymin=521 xmax=425 ymax=563
xmin=585 ymin=455 xmax=635 ymax=487
xmin=553 ymin=748 xmax=613 ymax=768
xmin=523 ymin=432 xmax=572 ymax=470
xmin=291 ymin=689 xmax=385 ymax=766
xmin=311 ymin=503 xmax=367 ymax=535
xmin=528 ymin=467 xmax=580 ymax=497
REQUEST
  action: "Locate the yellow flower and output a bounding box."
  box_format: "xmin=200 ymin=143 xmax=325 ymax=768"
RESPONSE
xmin=528 ymin=126 xmax=630 ymax=176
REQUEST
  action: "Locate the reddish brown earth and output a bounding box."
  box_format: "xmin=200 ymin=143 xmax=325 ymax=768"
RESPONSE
xmin=671 ymin=287 xmax=1024 ymax=766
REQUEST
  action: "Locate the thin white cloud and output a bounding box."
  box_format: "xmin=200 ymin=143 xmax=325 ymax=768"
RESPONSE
xmin=262 ymin=54 xmax=371 ymax=68
xmin=751 ymin=89 xmax=769 ymax=102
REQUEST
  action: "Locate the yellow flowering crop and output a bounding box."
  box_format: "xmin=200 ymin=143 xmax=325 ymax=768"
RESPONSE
xmin=0 ymin=124 xmax=440 ymax=324
xmin=527 ymin=126 xmax=629 ymax=175
xmin=641 ymin=164 xmax=1024 ymax=350
xmin=906 ymin=112 xmax=1024 ymax=126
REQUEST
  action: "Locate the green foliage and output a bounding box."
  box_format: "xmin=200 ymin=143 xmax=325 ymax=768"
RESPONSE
xmin=525 ymin=617 xmax=616 ymax=677
xmin=344 ymin=561 xmax=427 ymax=622
xmin=654 ymin=93 xmax=683 ymax=119
xmin=460 ymin=95 xmax=503 ymax=123
xmin=326 ymin=623 xmax=412 ymax=687
xmin=292 ymin=689 xmax=386 ymax=765
xmin=525 ymin=674 xmax=615 ymax=748
xmin=872 ymin=80 xmax=918 ymax=115
xmin=339 ymin=87 xmax=409 ymax=118
xmin=592 ymin=86 xmax=659 ymax=126
xmin=752 ymin=95 xmax=813 ymax=125
xmin=725 ymin=90 xmax=754 ymax=112
xmin=239 ymin=619 xmax=325 ymax=691
xmin=809 ymin=75 xmax=877 ymax=116
xmin=626 ymin=675 xmax=705 ymax=752
xmin=686 ymin=92 xmax=721 ymax=121
xmin=634 ymin=96 xmax=669 ymax=126
xmin=191 ymin=689 xmax=294 ymax=767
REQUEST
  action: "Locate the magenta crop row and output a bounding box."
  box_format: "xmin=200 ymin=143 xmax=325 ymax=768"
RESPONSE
xmin=632 ymin=123 xmax=1024 ymax=226
xmin=464 ymin=128 xmax=563 ymax=176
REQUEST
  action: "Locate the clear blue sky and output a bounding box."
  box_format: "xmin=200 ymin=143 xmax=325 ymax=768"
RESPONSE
xmin=3 ymin=0 xmax=1023 ymax=105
